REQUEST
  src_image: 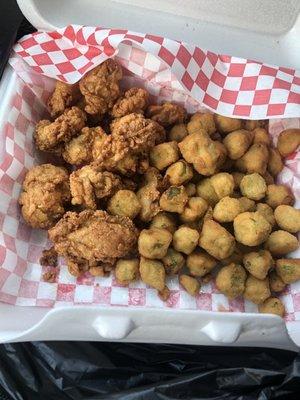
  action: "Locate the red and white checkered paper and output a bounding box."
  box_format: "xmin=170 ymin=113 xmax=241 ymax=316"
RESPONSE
xmin=0 ymin=25 xmax=300 ymax=325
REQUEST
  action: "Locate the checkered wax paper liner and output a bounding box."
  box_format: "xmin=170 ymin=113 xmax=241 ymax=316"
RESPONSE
xmin=11 ymin=25 xmax=300 ymax=119
xmin=0 ymin=26 xmax=299 ymax=325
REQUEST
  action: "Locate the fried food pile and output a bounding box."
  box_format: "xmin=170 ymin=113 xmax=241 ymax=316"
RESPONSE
xmin=19 ymin=59 xmax=300 ymax=317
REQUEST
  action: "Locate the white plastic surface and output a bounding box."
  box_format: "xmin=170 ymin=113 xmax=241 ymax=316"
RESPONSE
xmin=1 ymin=1 xmax=299 ymax=348
xmin=0 ymin=302 xmax=298 ymax=351
xmin=17 ymin=0 xmax=300 ymax=70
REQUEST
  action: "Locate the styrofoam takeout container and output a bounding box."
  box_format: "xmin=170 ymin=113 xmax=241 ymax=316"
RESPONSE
xmin=0 ymin=0 xmax=300 ymax=349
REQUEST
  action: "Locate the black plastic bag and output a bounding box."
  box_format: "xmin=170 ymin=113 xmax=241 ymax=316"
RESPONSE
xmin=0 ymin=2 xmax=300 ymax=400
xmin=0 ymin=0 xmax=35 ymax=79
xmin=0 ymin=342 xmax=300 ymax=400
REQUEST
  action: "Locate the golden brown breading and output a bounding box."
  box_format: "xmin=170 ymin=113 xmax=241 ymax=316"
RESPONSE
xmin=112 ymin=153 xmax=150 ymax=176
xmin=216 ymin=263 xmax=246 ymax=299
xmin=199 ymin=219 xmax=236 ymax=260
xmin=179 ymin=275 xmax=200 ymax=296
xmin=137 ymin=167 xmax=168 ymax=222
xmin=48 ymin=210 xmax=139 ymax=272
xmin=34 ymin=107 xmax=86 ymax=152
xmin=110 ymin=113 xmax=166 ymax=146
xmin=234 ymin=211 xmax=271 ymax=246
xmin=94 ymin=113 xmax=165 ymax=175
xmin=62 ymin=126 xmax=107 ymax=165
xmin=75 ymin=97 xmax=104 ymax=126
xmin=48 ymin=81 xmax=82 ymax=118
xmin=93 ymin=145 xmax=150 ymax=177
xmin=277 ymin=128 xmax=300 ymax=157
xmin=40 ymin=247 xmax=58 ymax=267
xmin=19 ymin=164 xmax=70 ymax=229
xmin=258 ymin=297 xmax=285 ymax=317
xmin=139 ymin=257 xmax=166 ymax=291
xmin=146 ymin=102 xmax=187 ymax=127
xmin=79 ymin=59 xmax=122 ymax=116
xmin=115 ymin=258 xmax=139 ymax=285
xmin=70 ymin=164 xmax=124 ymax=209
xmin=179 ymin=131 xmax=227 ymax=176
xmin=235 ymin=143 xmax=269 ymax=175
xmin=214 ymin=115 xmax=242 ymax=134
xmin=111 ymin=87 xmax=149 ymax=118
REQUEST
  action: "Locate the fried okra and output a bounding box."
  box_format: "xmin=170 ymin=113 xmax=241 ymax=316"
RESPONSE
xmin=269 ymin=270 xmax=286 ymax=292
xmin=179 ymin=274 xmax=200 ymax=296
xmin=275 ymin=259 xmax=300 ymax=284
xmin=264 ymin=230 xmax=298 ymax=256
xmin=223 ymin=129 xmax=253 ymax=160
xmin=238 ymin=197 xmax=256 ymax=212
xmin=239 ymin=173 xmax=267 ymax=201
xmin=244 ymin=120 xmax=265 ymax=131
xmin=150 ymin=141 xmax=179 ymax=170
xmin=199 ymin=219 xmax=236 ymax=260
xmin=263 ymin=171 xmax=275 ymax=185
xmin=158 ymin=286 xmax=170 ymax=301
xmin=214 ymin=115 xmax=242 ymax=134
xmin=243 ymin=250 xmax=273 ymax=280
xmin=115 ymin=259 xmax=139 ymax=285
xmin=178 ymin=131 xmax=227 ymax=176
xmin=256 ymin=203 xmax=276 ymax=227
xmin=187 ymin=250 xmax=217 ymax=277
xmin=267 ymin=148 xmax=284 ymax=177
xmin=162 ymin=248 xmax=185 ymax=274
xmin=165 ymin=160 xmax=193 ymax=185
xmin=150 ymin=212 xmax=177 ymax=234
xmin=213 ymin=196 xmax=242 ymax=223
xmin=265 ymin=184 xmax=295 ymax=209
xmin=139 ymin=257 xmax=165 ymax=291
xmin=215 ymin=263 xmax=247 ymax=299
xmin=138 ymin=228 xmax=172 ymax=259
xmin=160 ymin=186 xmax=189 ymax=213
xmin=221 ymin=243 xmax=246 ymax=266
xmin=168 ymin=123 xmax=188 ymax=142
xmin=180 ymin=197 xmax=208 ymax=223
xmin=274 ymin=205 xmax=300 ymax=233
xmin=235 ymin=143 xmax=269 ymax=175
xmin=277 ymin=128 xmax=300 ymax=157
xmin=198 ymin=206 xmax=214 ymax=230
xmin=108 ymin=190 xmax=141 ymax=219
xmin=173 ymin=226 xmax=199 ymax=255
xmin=232 ymin=172 xmax=245 ymax=189
xmin=253 ymin=128 xmax=271 ymax=146
xmin=185 ymin=183 xmax=197 ymax=197
xmin=234 ymin=212 xmax=271 ymax=246
xmin=243 ymin=276 xmax=271 ymax=304
xmin=210 ymin=172 xmax=235 ymax=199
xmin=187 ymin=112 xmax=216 ymax=136
xmin=196 ymin=178 xmax=219 ymax=206
xmin=258 ymin=297 xmax=285 ymax=317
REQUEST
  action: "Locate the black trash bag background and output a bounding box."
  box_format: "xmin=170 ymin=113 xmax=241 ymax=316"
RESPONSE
xmin=1 ymin=3 xmax=300 ymax=400
xmin=0 ymin=343 xmax=300 ymax=400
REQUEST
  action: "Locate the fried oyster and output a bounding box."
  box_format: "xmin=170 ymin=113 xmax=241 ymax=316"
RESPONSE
xmin=48 ymin=210 xmax=139 ymax=276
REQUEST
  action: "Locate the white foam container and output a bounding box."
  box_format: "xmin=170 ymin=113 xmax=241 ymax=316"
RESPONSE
xmin=0 ymin=0 xmax=300 ymax=349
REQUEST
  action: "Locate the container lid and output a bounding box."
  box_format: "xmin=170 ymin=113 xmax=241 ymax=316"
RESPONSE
xmin=17 ymin=0 xmax=300 ymax=71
